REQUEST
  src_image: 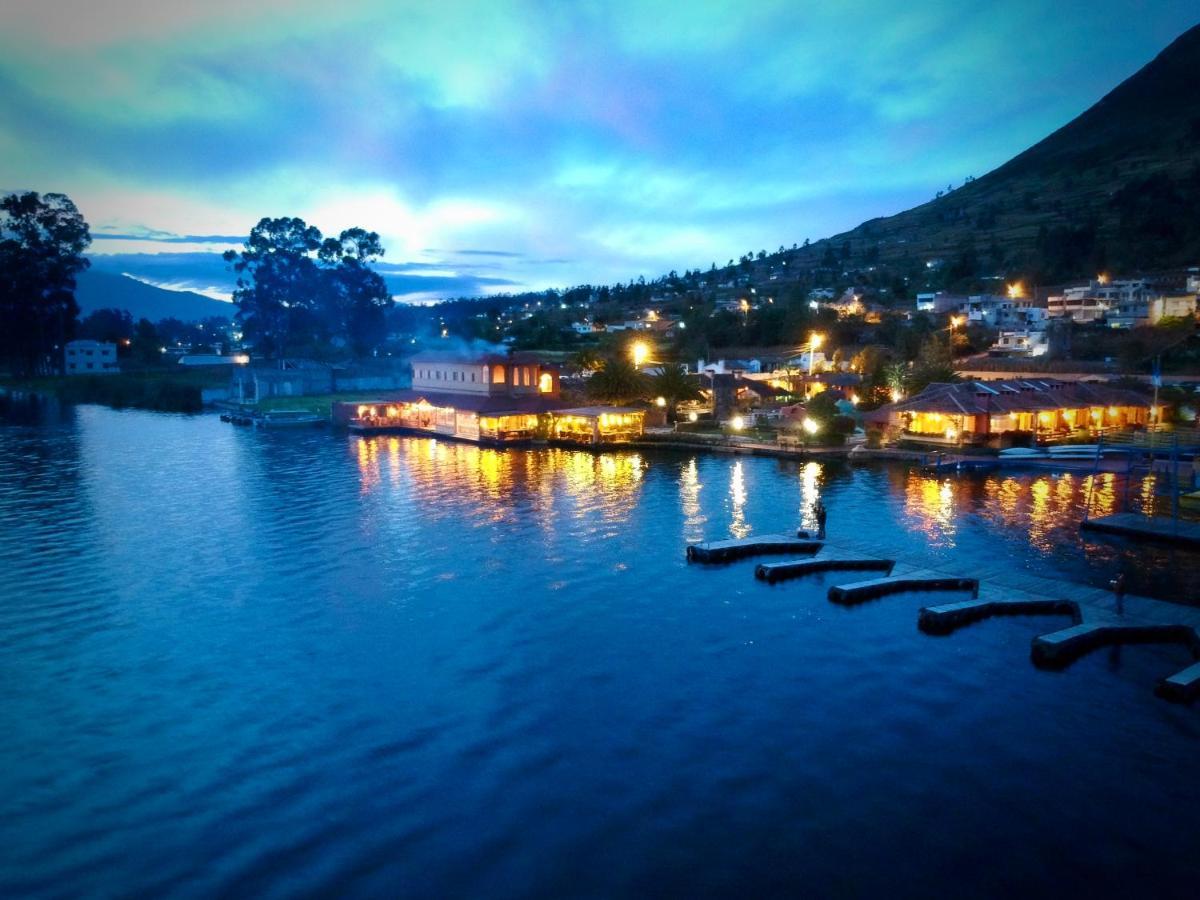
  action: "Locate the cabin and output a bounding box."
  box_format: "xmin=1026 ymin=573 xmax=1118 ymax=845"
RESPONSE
xmin=550 ymin=408 xmax=645 ymax=445
xmin=866 ymin=379 xmax=1157 ymax=446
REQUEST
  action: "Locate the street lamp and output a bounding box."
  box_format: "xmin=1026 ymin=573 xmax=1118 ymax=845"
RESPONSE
xmin=807 ymin=332 xmax=825 ymax=377
xmin=630 ymin=340 xmax=650 ymax=367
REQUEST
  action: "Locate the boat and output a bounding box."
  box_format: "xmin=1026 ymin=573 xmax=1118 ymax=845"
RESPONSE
xmin=256 ymin=410 xmax=325 ymax=428
xmin=998 ymin=447 xmax=1048 ymax=459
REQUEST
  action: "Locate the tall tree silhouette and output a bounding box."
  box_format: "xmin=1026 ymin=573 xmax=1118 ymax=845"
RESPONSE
xmin=0 ymin=192 xmax=91 ymax=375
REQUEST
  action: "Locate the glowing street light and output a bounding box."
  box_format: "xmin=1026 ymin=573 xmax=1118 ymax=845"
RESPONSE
xmin=802 ymin=417 xmax=819 ymax=435
xmin=630 ymin=340 xmax=650 ymax=367
xmin=1007 ymin=281 xmax=1025 ymax=299
xmin=730 ymin=415 xmax=745 ymax=431
xmin=655 ymin=396 xmax=666 ymax=408
xmin=688 ymin=411 xmax=699 ymax=423
xmin=807 ymin=332 xmax=825 ymax=377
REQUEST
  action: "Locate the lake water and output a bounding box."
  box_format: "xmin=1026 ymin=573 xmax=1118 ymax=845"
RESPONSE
xmin=2 ymin=403 xmax=1199 ymax=898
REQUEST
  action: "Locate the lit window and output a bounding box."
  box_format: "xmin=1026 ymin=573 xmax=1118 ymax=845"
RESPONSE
xmin=492 ymin=365 xmax=505 ymax=384
xmin=539 ymin=372 xmax=553 ymax=393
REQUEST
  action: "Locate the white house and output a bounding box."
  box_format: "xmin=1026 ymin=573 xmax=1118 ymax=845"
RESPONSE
xmin=988 ymin=330 xmax=1049 ymax=357
xmin=64 ymin=340 xmax=118 ymax=375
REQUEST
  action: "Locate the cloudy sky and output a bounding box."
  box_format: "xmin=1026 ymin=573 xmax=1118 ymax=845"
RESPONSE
xmin=1 ymin=1 xmax=1196 ymax=303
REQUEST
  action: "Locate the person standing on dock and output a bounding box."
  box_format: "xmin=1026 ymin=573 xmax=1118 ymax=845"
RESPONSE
xmin=814 ymin=498 xmax=828 ymax=540
xmin=1110 ymin=572 xmax=1126 ymax=615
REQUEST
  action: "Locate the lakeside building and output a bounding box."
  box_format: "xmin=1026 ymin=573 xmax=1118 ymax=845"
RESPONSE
xmin=64 ymin=340 xmax=118 ymax=375
xmin=866 ymin=379 xmax=1156 ymax=446
xmin=333 ymin=351 xmax=646 ymax=446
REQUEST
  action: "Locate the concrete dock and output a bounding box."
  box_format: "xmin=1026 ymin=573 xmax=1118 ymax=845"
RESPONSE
xmin=1032 ymin=622 xmax=1199 ymax=669
xmin=686 ymin=535 xmax=822 ymax=563
xmin=828 ymin=575 xmax=978 ymax=605
xmin=756 ymin=556 xmax=895 ymax=584
xmin=782 ymin=531 xmax=1200 ymax=702
xmin=1156 ymin=662 xmax=1200 ymax=701
xmin=919 ymin=599 xmax=1081 ymax=635
xmin=1081 ymin=513 xmax=1200 ymax=548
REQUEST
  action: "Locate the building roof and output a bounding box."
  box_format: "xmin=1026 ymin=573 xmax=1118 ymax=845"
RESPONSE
xmin=410 ymin=349 xmax=549 ymax=365
xmin=555 ymin=406 xmax=644 ymax=418
xmin=865 ymin=379 xmax=1151 ymax=422
xmin=358 ymin=388 xmax=569 ymax=415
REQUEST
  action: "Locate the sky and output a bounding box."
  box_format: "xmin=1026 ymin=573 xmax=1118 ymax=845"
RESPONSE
xmin=1 ymin=1 xmax=1197 ymax=304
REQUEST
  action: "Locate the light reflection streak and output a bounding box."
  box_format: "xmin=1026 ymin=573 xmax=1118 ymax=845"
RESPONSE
xmin=729 ymin=461 xmax=749 ymax=539
xmin=679 ymin=457 xmax=706 ymax=544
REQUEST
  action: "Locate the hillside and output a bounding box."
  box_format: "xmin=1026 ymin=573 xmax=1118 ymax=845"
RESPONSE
xmin=773 ymin=23 xmax=1200 ymax=283
xmin=75 ymin=270 xmax=234 ymax=322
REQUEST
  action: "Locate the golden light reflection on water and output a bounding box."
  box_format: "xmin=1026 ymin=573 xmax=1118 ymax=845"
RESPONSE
xmin=729 ymin=461 xmax=749 ymax=539
xmin=352 ymin=437 xmax=645 ymax=527
xmin=798 ymin=461 xmax=821 ymax=533
xmin=679 ymin=458 xmax=706 ymax=544
xmin=903 ymin=474 xmax=958 ymax=547
xmin=899 ymin=468 xmax=1153 ymax=555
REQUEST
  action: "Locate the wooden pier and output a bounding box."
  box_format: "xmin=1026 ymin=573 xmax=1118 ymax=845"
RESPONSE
xmin=1081 ymin=512 xmax=1200 ymax=548
xmin=686 ymin=535 xmax=822 ymax=563
xmin=755 ymin=557 xmax=894 ymax=584
xmin=828 ymin=575 xmax=978 ymax=605
xmin=918 ymin=599 xmax=1081 ymax=635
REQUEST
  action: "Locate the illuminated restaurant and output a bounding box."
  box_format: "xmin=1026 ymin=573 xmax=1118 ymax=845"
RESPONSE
xmin=333 ymin=351 xmax=646 ymax=447
xmin=866 ymin=379 xmax=1158 ymax=445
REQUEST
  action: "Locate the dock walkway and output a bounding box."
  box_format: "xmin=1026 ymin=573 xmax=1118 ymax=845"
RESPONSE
xmin=1081 ymin=512 xmax=1200 ymax=548
xmin=686 ymin=534 xmax=822 ymax=563
xmin=785 ymin=531 xmax=1200 ymax=701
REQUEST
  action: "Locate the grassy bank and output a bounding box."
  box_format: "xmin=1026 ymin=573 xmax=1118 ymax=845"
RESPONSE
xmin=243 ymin=392 xmax=399 ymax=419
xmin=2 ymin=369 xmax=228 ymax=413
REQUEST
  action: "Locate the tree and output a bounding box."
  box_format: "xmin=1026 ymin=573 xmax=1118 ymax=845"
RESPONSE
xmin=0 ymin=192 xmax=91 ymax=375
xmin=907 ymin=335 xmax=958 ymax=394
xmin=586 ymin=357 xmax=649 ymax=404
xmin=224 ymin=218 xmax=393 ymax=358
xmin=317 ymin=228 xmax=393 ymax=356
xmin=224 ymin=217 xmax=322 ymax=357
xmin=652 ymin=363 xmax=701 ymax=422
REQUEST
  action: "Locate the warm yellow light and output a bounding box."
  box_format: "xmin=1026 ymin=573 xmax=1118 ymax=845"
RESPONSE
xmin=688 ymin=411 xmax=698 ymax=423
xmin=945 ymin=427 xmax=958 ymax=441
xmin=1039 ymin=412 xmax=1051 ymax=424
xmin=630 ymin=341 xmax=650 ymax=367
xmin=802 ymin=417 xmax=819 ymax=435
xmin=1097 ymin=273 xmax=1109 ymax=285
xmin=1091 ymin=410 xmax=1101 ymax=421
xmin=810 ymin=332 xmax=825 ymax=349
xmin=849 ymin=393 xmax=859 ymax=405
xmin=232 ymin=354 xmax=250 ymax=365
xmin=891 ymin=388 xmax=903 ymax=403
xmin=730 ymin=415 xmax=745 ymax=430
xmin=739 ymin=298 xmax=750 ymax=313
xmin=950 ymin=315 xmax=964 ymax=328
xmin=1150 ymin=405 xmax=1160 ymax=419
xmin=1007 ymin=282 xmax=1024 ymax=299
xmin=1108 ymin=407 xmax=1118 ymax=417
xmin=538 ymin=372 xmax=553 ymax=393
xmin=655 ymin=396 xmax=666 ymax=407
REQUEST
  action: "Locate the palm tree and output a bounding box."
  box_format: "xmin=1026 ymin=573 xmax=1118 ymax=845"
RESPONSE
xmin=652 ymin=363 xmax=701 ymax=422
xmin=586 ymin=357 xmax=649 ymax=405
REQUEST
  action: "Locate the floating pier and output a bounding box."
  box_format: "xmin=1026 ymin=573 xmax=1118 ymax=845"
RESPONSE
xmin=755 ymin=557 xmax=895 ymax=584
xmin=828 ymin=575 xmax=978 ymax=605
xmin=1081 ymin=513 xmax=1200 ymax=548
xmin=1156 ymin=662 xmax=1200 ymax=702
xmin=918 ymin=598 xmax=1081 ymax=635
xmin=1031 ymin=622 xmax=1199 ymax=669
xmin=685 ymin=535 xmax=822 ymax=563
